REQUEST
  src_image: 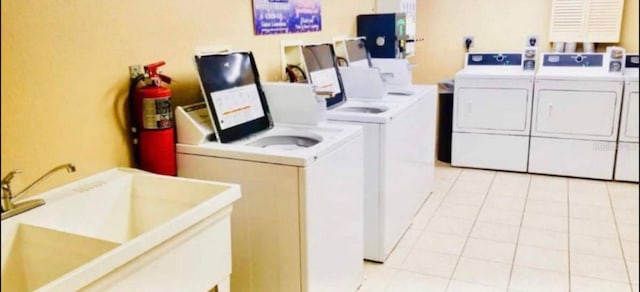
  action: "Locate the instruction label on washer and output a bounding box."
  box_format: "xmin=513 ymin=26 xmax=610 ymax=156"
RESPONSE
xmin=210 ymin=84 xmax=265 ymax=130
xmin=310 ymin=68 xmax=341 ymax=96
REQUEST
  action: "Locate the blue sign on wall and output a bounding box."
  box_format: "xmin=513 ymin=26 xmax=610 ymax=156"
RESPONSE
xmin=253 ymin=0 xmax=322 ymax=35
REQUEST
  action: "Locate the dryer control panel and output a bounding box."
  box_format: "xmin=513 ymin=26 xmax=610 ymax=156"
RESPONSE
xmin=541 ymin=53 xmax=604 ymax=68
xmin=523 ymin=47 xmax=537 ymax=71
xmin=625 ymin=54 xmax=640 ymax=69
xmin=540 ymin=48 xmax=627 ymax=74
xmin=465 ymin=53 xmax=523 ymax=67
xmin=605 ymin=47 xmax=625 ymax=73
xmin=464 ymin=50 xmax=535 ymax=71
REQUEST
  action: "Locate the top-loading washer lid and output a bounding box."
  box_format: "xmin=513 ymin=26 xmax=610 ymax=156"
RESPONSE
xmin=302 ymin=43 xmax=347 ymax=109
xmin=344 ymin=37 xmax=372 ymax=68
xmin=194 ymin=51 xmax=273 ymax=143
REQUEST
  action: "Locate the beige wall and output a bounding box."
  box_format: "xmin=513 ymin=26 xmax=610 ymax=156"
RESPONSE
xmin=413 ymin=0 xmax=640 ymax=84
xmin=0 ymin=1 xmax=375 ymax=196
xmin=619 ymin=0 xmax=640 ymax=51
xmin=1 ymin=0 xmax=638 ymax=196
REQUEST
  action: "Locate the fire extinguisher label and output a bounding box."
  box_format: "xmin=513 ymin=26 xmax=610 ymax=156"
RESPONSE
xmin=142 ymin=97 xmax=173 ymax=129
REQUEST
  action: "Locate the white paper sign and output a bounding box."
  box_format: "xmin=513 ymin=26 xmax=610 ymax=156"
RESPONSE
xmin=210 ymin=84 xmax=265 ymax=130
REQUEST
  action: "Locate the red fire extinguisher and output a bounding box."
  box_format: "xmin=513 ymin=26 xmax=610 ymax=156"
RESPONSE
xmin=129 ymin=61 xmax=176 ymax=176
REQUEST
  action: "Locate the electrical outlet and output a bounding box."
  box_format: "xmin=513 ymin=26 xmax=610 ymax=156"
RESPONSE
xmin=129 ymin=64 xmax=144 ymax=79
xmin=527 ymin=35 xmax=538 ymax=47
xmin=463 ymin=36 xmax=474 ymax=49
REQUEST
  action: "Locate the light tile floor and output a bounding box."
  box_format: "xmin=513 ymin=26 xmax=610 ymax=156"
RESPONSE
xmin=359 ymin=163 xmax=640 ymax=292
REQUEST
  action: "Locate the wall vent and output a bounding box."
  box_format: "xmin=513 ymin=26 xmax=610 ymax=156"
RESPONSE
xmin=549 ymin=0 xmax=624 ymax=42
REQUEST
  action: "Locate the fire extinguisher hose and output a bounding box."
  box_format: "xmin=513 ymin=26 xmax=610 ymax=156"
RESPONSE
xmin=128 ymin=74 xmax=146 ymax=167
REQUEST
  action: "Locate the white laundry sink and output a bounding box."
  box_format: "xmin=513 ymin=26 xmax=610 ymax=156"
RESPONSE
xmin=2 ymin=224 xmax=119 ymax=291
xmin=1 ymin=168 xmax=240 ymax=292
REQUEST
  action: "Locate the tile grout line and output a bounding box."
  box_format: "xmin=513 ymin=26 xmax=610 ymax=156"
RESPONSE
xmin=408 ymin=169 xmax=465 ymax=250
xmin=605 ymin=182 xmax=635 ymax=291
xmin=505 ymin=174 xmax=533 ymax=291
xmin=416 ymin=169 xmax=465 ymax=245
xmin=393 ymin=187 xmax=441 ymax=252
xmin=444 ymin=170 xmax=497 ymax=292
xmin=379 ymin=168 xmax=465 ymax=291
xmin=566 ymin=179 xmax=572 ymax=292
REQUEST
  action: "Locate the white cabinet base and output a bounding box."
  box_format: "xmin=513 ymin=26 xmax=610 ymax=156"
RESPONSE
xmin=529 ymin=137 xmax=616 ymax=180
xmin=452 ymin=133 xmax=529 ymax=172
xmin=615 ymin=142 xmax=639 ymax=182
xmin=82 ymin=209 xmax=233 ymax=292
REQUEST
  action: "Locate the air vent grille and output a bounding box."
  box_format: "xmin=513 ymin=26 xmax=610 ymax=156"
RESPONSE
xmin=549 ymin=0 xmax=624 ymax=42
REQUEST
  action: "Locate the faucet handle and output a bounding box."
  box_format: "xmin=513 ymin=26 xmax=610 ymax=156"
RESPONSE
xmin=2 ymin=170 xmax=22 ymax=185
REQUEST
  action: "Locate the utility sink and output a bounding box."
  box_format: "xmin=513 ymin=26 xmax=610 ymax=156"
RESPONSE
xmin=1 ymin=168 xmax=241 ymax=291
xmin=2 ymin=224 xmax=119 ymax=291
xmin=26 ymin=173 xmax=235 ymax=242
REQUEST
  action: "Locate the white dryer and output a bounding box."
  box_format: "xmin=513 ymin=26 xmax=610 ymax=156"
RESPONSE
xmin=530 ymin=52 xmax=625 ymax=180
xmin=327 ymin=86 xmax=436 ymax=263
xmin=177 ymin=51 xmax=365 ymax=292
xmin=452 ymin=52 xmax=535 ymax=172
xmin=615 ymin=54 xmax=639 ymax=182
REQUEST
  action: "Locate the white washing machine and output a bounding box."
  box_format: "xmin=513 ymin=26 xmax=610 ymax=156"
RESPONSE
xmin=301 ymin=42 xmax=436 ymax=262
xmin=327 ymin=86 xmax=436 ymax=263
xmin=178 ymin=51 xmax=365 ymax=292
xmin=177 ymin=124 xmax=364 ymax=292
xmin=615 ymin=54 xmax=639 ymax=182
xmin=451 ymin=52 xmax=535 ymax=172
xmin=530 ymin=52 xmax=625 ymax=180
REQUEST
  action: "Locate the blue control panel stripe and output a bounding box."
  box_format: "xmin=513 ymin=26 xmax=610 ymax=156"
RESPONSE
xmin=466 ymin=53 xmax=523 ymax=66
xmin=626 ymin=55 xmax=640 ymax=68
xmin=542 ymin=54 xmax=604 ymax=67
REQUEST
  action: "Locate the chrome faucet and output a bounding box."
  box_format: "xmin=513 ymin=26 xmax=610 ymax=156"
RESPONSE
xmin=1 ymin=163 xmax=76 ymax=220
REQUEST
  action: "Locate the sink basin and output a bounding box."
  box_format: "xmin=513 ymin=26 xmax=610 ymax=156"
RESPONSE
xmin=1 ymin=168 xmax=241 ymax=291
xmin=246 ymin=135 xmax=322 ymax=149
xmin=335 ymin=106 xmax=388 ymax=114
xmin=20 ymin=172 xmax=233 ymax=243
xmin=1 ymin=224 xmax=119 ymax=291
